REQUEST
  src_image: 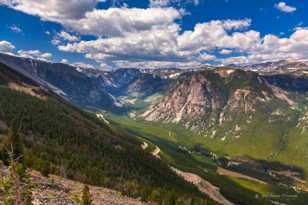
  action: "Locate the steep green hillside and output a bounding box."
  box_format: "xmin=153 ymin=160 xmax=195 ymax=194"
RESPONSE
xmin=108 ymin=114 xmax=308 ymax=205
xmin=0 ymin=63 xmax=216 ymax=204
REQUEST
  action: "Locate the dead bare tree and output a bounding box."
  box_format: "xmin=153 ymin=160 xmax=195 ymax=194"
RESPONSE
xmin=2 ymin=146 xmax=32 ymax=205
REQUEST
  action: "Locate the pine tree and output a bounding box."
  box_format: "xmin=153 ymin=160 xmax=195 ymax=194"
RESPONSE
xmin=79 ymin=185 xmax=93 ymax=205
xmin=16 ymin=163 xmax=33 ymax=205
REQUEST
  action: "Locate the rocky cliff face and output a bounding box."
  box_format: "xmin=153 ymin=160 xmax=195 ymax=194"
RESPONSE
xmin=142 ymin=68 xmax=302 ymax=133
xmin=142 ymin=70 xmax=226 ymax=129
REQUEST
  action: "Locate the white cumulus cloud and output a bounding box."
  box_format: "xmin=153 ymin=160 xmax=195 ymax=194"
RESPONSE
xmin=275 ymin=2 xmax=296 ymax=13
xmin=0 ymin=1 xmax=181 ymax=38
xmin=17 ymin=50 xmax=53 ymax=61
xmin=58 ymin=19 xmax=255 ymax=68
xmin=58 ymin=31 xmax=80 ymax=42
xmin=221 ymin=28 xmax=308 ymax=65
xmin=0 ymin=0 xmax=100 ymax=22
xmin=65 ymin=7 xmax=181 ymax=37
xmin=52 ymin=31 xmax=80 ymax=46
xmin=149 ymin=0 xmax=199 ymax=7
xmin=0 ymin=40 xmax=15 ymax=53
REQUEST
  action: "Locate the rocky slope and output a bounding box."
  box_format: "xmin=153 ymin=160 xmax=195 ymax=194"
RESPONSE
xmin=0 ymin=168 xmax=145 ymax=205
xmin=142 ymin=68 xmax=300 ymax=132
xmin=171 ymin=167 xmax=235 ymax=205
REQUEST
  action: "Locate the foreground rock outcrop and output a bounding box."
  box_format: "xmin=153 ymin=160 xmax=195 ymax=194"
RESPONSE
xmin=0 ymin=170 xmax=146 ymax=205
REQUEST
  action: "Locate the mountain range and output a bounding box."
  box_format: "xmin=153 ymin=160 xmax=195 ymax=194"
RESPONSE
xmin=0 ymin=52 xmax=308 ymax=205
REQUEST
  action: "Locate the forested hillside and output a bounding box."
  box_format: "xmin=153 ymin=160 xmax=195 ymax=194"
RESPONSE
xmin=0 ymin=63 xmax=216 ymax=205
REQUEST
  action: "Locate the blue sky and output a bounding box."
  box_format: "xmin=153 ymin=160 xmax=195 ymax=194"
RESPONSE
xmin=0 ymin=0 xmax=307 ymax=69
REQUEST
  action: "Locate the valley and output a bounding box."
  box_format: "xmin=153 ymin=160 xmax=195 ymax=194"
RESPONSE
xmin=0 ymin=53 xmax=308 ymax=204
xmin=106 ymin=113 xmax=308 ymax=205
